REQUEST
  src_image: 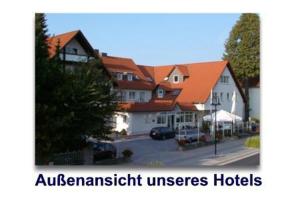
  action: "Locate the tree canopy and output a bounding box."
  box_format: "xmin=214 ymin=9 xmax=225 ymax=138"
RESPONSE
xmin=223 ymin=13 xmax=260 ymax=120
xmin=223 ymin=13 xmax=260 ymax=80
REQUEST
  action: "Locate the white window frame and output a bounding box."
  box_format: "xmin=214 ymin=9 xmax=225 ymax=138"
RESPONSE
xmin=173 ymin=75 xmax=179 ymax=83
xmin=221 ymin=75 xmax=229 ymax=84
xmin=139 ymin=91 xmax=145 ymax=102
xmin=117 ymin=73 xmax=123 ymax=80
xmin=157 ymin=114 xmax=166 ymax=124
xmin=129 ymin=91 xmax=136 ymax=100
xmin=121 ymin=91 xmax=127 ymax=101
xmin=127 ymin=73 xmax=133 ymax=81
xmin=158 ymin=88 xmax=164 ymax=98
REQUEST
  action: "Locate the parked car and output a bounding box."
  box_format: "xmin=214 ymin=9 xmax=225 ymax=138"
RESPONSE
xmin=150 ymin=127 xmax=176 ymax=140
xmin=90 ymin=141 xmax=117 ymax=161
xmin=175 ymin=129 xmax=207 ymax=143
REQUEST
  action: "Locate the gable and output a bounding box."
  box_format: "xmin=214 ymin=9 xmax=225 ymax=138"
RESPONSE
xmin=47 ymin=30 xmax=96 ymax=58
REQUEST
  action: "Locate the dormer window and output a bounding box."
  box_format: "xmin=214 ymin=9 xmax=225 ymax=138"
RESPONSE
xmin=157 ymin=88 xmax=164 ymax=98
xmin=173 ymin=75 xmax=179 ymax=83
xmin=127 ymin=73 xmax=133 ymax=81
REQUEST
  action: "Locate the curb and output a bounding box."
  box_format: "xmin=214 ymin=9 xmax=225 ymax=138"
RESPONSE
xmin=216 ymin=150 xmax=259 ymax=166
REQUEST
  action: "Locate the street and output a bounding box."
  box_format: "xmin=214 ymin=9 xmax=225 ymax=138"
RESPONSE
xmin=115 ymin=136 xmax=259 ymax=167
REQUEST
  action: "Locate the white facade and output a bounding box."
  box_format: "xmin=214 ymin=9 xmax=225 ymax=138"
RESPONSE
xmin=249 ymin=87 xmax=260 ymax=119
xmin=114 ymin=66 xmax=245 ymax=135
xmin=59 ymin=38 xmax=92 ymax=67
xmin=204 ymin=67 xmax=245 ymax=119
xmin=114 ymin=110 xmax=198 ymax=135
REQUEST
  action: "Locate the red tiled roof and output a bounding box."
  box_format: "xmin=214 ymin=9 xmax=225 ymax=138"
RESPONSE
xmin=152 ymin=61 xmax=228 ymax=103
xmin=176 ymin=65 xmax=189 ymax=77
xmin=177 ymin=102 xmax=197 ymax=111
xmin=47 ymin=30 xmax=80 ymax=58
xmin=49 ymin=31 xmax=245 ymax=111
xmin=118 ymin=101 xmax=175 ymax=112
xmin=102 ymin=56 xmax=148 ymax=80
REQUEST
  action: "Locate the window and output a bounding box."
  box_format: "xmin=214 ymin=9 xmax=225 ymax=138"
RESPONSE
xmin=127 ymin=73 xmax=133 ymax=81
xmin=129 ymin=91 xmax=136 ymax=100
xmin=121 ymin=91 xmax=126 ymax=101
xmin=185 ymin=112 xmax=193 ymax=122
xmin=157 ymin=88 xmax=164 ymax=98
xmin=220 ymin=76 xmax=229 ymax=84
xmin=213 ymin=92 xmax=218 ymax=98
xmin=65 ymin=47 xmax=78 ymax=54
xmin=176 ymin=112 xmax=184 ymax=123
xmin=72 ymin=48 xmax=78 ymax=55
xmin=123 ymin=115 xmax=127 ymax=123
xmin=173 ymin=75 xmax=179 ymax=83
xmin=227 ymin=92 xmax=230 ymax=101
xmin=157 ymin=114 xmax=166 ymax=124
xmin=220 ymin=92 xmax=223 ymax=101
xmin=117 ymin=73 xmax=123 ymax=80
xmin=139 ymin=92 xmax=145 ymax=102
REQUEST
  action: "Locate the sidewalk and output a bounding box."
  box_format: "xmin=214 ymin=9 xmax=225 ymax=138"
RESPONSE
xmin=200 ymin=148 xmax=259 ymax=166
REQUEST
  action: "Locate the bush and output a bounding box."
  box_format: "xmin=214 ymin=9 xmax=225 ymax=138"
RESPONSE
xmin=177 ymin=140 xmax=187 ymax=146
xmin=201 ymin=122 xmax=210 ymax=133
xmin=245 ymin=136 xmax=260 ymax=148
xmin=122 ymin=149 xmax=133 ymax=158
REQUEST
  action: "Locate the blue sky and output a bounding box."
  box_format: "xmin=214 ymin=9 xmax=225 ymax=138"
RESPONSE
xmin=46 ymin=14 xmax=240 ymax=65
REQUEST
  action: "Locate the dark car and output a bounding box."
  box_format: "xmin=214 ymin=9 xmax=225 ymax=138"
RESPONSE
xmin=150 ymin=127 xmax=176 ymax=140
xmin=90 ymin=141 xmax=117 ymax=161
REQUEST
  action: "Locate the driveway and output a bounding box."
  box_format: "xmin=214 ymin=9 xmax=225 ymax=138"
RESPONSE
xmin=114 ymin=136 xmax=259 ymax=167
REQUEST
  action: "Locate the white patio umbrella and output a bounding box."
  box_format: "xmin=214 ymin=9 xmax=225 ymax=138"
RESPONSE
xmin=203 ymin=110 xmax=242 ymax=122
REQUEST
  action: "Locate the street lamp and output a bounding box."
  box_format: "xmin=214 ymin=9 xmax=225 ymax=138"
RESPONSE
xmin=211 ymin=96 xmax=221 ymax=155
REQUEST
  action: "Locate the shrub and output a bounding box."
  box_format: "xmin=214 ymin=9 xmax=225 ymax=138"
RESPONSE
xmin=177 ymin=140 xmax=186 ymax=146
xmin=122 ymin=149 xmax=133 ymax=158
xmin=245 ymin=136 xmax=260 ymax=148
xmin=201 ymin=122 xmax=210 ymax=133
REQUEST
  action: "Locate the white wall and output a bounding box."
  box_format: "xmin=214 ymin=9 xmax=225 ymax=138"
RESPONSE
xmin=204 ymin=67 xmax=245 ymax=119
xmin=129 ymin=112 xmax=160 ymax=134
xmin=249 ymin=87 xmax=260 ymax=119
xmin=65 ymin=39 xmax=88 ymax=55
xmin=115 ymin=112 xmax=159 ymax=135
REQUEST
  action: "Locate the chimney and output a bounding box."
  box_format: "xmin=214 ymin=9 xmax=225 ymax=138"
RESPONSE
xmin=101 ymin=52 xmax=108 ymax=57
xmin=94 ymin=49 xmax=99 ymax=55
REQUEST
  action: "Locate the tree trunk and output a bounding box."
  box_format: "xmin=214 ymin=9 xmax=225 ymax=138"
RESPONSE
xmin=244 ymin=78 xmax=250 ymax=121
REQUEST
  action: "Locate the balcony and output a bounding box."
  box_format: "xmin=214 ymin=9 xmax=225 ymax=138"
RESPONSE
xmin=59 ymin=53 xmax=93 ymax=63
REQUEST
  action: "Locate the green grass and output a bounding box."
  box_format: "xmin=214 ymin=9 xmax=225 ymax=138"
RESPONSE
xmin=245 ymin=136 xmax=260 ymax=149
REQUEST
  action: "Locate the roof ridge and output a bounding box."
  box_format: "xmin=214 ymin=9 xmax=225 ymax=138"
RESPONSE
xmin=49 ymin=30 xmax=80 ymax=39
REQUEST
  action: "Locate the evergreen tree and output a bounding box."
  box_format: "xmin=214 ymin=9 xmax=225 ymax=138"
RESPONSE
xmin=35 ymin=14 xmax=117 ymax=164
xmin=223 ymin=13 xmax=260 ymax=120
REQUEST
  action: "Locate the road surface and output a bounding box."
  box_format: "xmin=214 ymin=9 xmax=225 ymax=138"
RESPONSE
xmin=115 ymin=136 xmax=259 ymax=167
